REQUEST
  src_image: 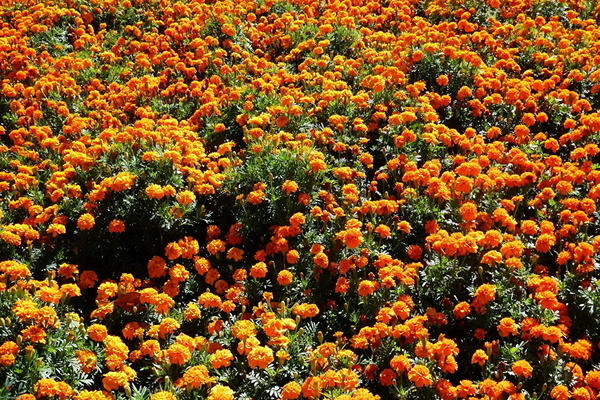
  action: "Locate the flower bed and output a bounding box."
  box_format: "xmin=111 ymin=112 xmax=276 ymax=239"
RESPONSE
xmin=1 ymin=0 xmax=600 ymax=399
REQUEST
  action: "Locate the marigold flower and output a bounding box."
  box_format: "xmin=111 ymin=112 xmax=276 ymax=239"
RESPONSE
xmin=497 ymin=317 xmax=519 ymax=337
xmin=87 ymin=324 xmax=108 ymax=342
xmin=247 ymin=345 xmax=274 ymax=369
xmin=146 ymin=184 xmax=164 ymax=199
xmin=34 ymin=378 xmax=74 ymax=399
xmin=176 ymin=190 xmax=196 ymax=205
xmin=512 ymin=359 xmax=533 ymax=378
xmin=471 ymin=349 xmax=488 ymax=366
xmin=281 ymin=381 xmax=302 ymax=399
xmin=357 ymin=280 xmax=378 ymax=296
xmin=108 ymin=219 xmax=125 ymax=233
xmin=167 ymin=342 xmax=191 ymax=365
xmin=102 ymin=371 xmax=130 ymax=391
xmin=277 ymin=269 xmax=293 ymax=285
xmin=179 ymin=365 xmax=215 ymax=389
xmin=550 ymin=386 xmax=570 ymax=400
xmin=0 ymin=341 xmax=19 ymax=366
xmin=408 ymin=364 xmax=433 ymax=387
xmin=149 ymin=392 xmax=176 ymax=400
xmin=292 ymin=303 xmax=319 ymax=318
xmin=250 ymin=261 xmax=268 ymax=278
xmin=231 ymin=320 xmax=257 ymax=340
xmin=282 ymin=180 xmax=299 ymax=194
xmin=210 ymin=349 xmax=234 ymax=368
xmin=208 ymin=384 xmax=234 ymax=400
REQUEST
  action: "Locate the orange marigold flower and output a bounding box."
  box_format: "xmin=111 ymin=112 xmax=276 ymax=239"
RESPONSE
xmin=206 ymin=239 xmax=226 ymax=255
xmin=535 ymin=233 xmax=556 ymax=252
xmin=77 ymin=213 xmax=95 ymax=230
xmin=210 ymin=349 xmax=234 ymax=368
xmin=102 ymin=371 xmax=130 ymax=391
xmin=481 ymin=250 xmax=502 ymax=265
xmin=247 ymin=190 xmax=265 ymax=205
xmin=146 ymin=184 xmax=164 ymax=200
xmin=277 ymin=270 xmax=293 ymax=285
xmin=471 ymin=349 xmax=488 ymax=366
xmin=34 ymin=378 xmax=73 ymax=399
xmin=167 ymin=342 xmax=191 ymax=365
xmin=408 ymin=364 xmax=433 ymax=387
xmin=455 ymin=161 xmax=481 ymax=177
xmin=250 ymin=262 xmax=268 ymax=278
xmin=179 ymin=365 xmax=215 ymax=389
xmin=282 ymin=180 xmax=299 ymax=194
xmin=87 ymin=324 xmax=108 ymax=342
xmin=497 ymin=317 xmax=519 ymax=337
xmin=247 ymin=345 xmax=274 ymax=369
xmin=380 ymin=368 xmax=397 ymax=386
xmin=78 ymin=270 xmax=98 ymax=289
xmin=292 ymin=303 xmax=319 ymax=318
xmin=231 ymin=320 xmax=257 ymax=340
xmin=357 ymin=280 xmax=378 ymax=296
xmin=177 ymin=190 xmax=196 ymax=206
xmin=281 ymin=381 xmax=302 ymax=399
xmin=512 ymin=360 xmax=533 ymax=378
xmin=472 ymin=284 xmax=496 ymax=310
xmin=0 ymin=341 xmax=19 ymax=366
xmin=313 ymin=252 xmax=329 ymax=268
xmin=550 ymin=385 xmax=570 ymax=400
xmin=155 ymin=318 xmax=179 ymax=339
xmin=459 ymin=202 xmax=478 ymax=221
xmin=108 ymin=219 xmax=125 ymax=233
xmin=337 ymin=228 xmax=363 ymax=249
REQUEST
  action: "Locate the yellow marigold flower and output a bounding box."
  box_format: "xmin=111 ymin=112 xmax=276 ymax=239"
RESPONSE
xmin=208 ymin=384 xmax=234 ymax=400
xmin=150 ymin=392 xmax=176 ymax=400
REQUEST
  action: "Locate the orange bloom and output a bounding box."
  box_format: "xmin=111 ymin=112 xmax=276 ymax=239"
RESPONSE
xmin=281 ymin=382 xmax=302 ymax=399
xmin=277 ymin=270 xmax=293 ymax=285
xmin=497 ymin=317 xmax=519 ymax=337
xmin=292 ymin=303 xmax=319 ymax=318
xmin=210 ymin=349 xmax=234 ymax=368
xmin=408 ymin=364 xmax=433 ymax=387
xmin=167 ymin=342 xmax=191 ymax=365
xmin=179 ymin=365 xmax=215 ymax=389
xmin=0 ymin=341 xmax=19 ymax=367
xmin=250 ymin=262 xmax=268 ymax=278
xmin=550 ymin=385 xmax=570 ymax=400
xmin=247 ymin=345 xmax=274 ymax=369
xmin=108 ymin=219 xmax=125 ymax=233
xmin=87 ymin=324 xmax=108 ymax=342
xmin=357 ymin=280 xmax=378 ymax=296
xmin=512 ymin=360 xmax=533 ymax=378
xmin=77 ymin=213 xmax=95 ymax=230
xmin=231 ymin=320 xmax=257 ymax=340
xmin=177 ymin=190 xmax=196 ymax=205
xmin=471 ymin=349 xmax=488 ymax=366
xmin=34 ymin=378 xmax=74 ymax=399
xmin=337 ymin=228 xmax=363 ymax=248
xmin=282 ymin=180 xmax=299 ymax=194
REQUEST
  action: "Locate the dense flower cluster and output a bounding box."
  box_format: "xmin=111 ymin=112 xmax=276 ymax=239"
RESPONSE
xmin=1 ymin=0 xmax=600 ymax=399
